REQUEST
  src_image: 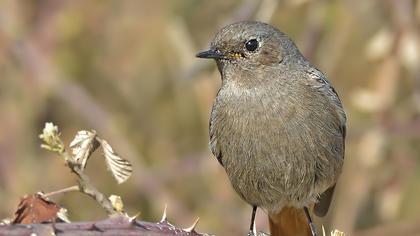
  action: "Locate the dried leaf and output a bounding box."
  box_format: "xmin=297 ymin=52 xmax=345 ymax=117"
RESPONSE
xmin=12 ymin=194 xmax=61 ymax=224
xmin=331 ymin=229 xmax=345 ymax=236
xmin=69 ymin=130 xmax=100 ymax=169
xmin=109 ymin=195 xmax=124 ymax=212
xmin=99 ymin=139 xmax=132 ymax=184
xmin=57 ymin=207 xmax=71 ymax=223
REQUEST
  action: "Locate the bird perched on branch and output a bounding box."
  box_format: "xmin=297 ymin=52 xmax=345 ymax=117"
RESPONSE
xmin=196 ymin=21 xmax=346 ymax=236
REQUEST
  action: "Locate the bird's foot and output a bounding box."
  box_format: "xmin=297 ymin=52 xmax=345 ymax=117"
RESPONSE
xmin=247 ymin=230 xmax=256 ymax=236
xmin=247 ymin=231 xmax=270 ymax=236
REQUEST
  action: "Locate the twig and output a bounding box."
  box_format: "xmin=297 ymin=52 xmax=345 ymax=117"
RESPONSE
xmin=69 ymin=162 xmax=116 ymax=215
xmin=39 ymin=123 xmax=117 ymax=215
xmin=43 ymin=185 xmax=80 ymax=198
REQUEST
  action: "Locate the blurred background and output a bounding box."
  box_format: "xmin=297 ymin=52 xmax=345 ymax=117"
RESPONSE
xmin=0 ymin=0 xmax=419 ymax=235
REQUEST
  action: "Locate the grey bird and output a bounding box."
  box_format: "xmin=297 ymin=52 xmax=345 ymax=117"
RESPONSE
xmin=196 ymin=21 xmax=346 ymax=236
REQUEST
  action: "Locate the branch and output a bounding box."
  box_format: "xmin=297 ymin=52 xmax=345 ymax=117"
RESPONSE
xmin=69 ymin=162 xmax=117 ymax=215
xmin=0 ymin=215 xmax=209 ymax=236
xmin=0 ymin=123 xmax=213 ymax=235
xmin=43 ymin=186 xmax=80 ymax=198
xmin=39 ymin=123 xmax=118 ymax=215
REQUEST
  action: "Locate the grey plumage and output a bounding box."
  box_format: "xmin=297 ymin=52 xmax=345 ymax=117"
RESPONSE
xmin=199 ymin=21 xmax=346 ymax=217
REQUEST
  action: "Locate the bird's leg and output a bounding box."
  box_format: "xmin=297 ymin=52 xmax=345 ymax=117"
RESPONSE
xmin=304 ymin=206 xmax=318 ymax=236
xmin=247 ymin=206 xmax=257 ymax=236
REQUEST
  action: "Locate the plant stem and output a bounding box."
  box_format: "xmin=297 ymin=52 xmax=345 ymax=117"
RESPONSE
xmin=44 ymin=185 xmax=80 ymax=197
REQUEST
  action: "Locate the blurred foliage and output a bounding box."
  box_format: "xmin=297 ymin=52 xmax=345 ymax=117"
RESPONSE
xmin=0 ymin=0 xmax=420 ymax=235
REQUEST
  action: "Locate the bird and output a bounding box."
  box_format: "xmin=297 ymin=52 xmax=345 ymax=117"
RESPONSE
xmin=196 ymin=21 xmax=346 ymax=236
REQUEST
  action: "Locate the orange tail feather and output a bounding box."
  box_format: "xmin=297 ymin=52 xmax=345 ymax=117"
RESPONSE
xmin=268 ymin=207 xmax=311 ymax=236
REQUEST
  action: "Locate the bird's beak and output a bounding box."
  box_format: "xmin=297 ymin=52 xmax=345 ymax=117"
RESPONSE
xmin=196 ymin=49 xmax=225 ymax=59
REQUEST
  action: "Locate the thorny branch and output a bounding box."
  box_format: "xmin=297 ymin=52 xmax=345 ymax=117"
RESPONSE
xmin=0 ymin=122 xmax=210 ymax=235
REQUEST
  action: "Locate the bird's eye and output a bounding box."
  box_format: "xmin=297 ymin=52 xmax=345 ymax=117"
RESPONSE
xmin=245 ymin=39 xmax=259 ymax=52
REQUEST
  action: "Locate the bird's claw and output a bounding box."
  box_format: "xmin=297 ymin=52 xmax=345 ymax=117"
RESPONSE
xmin=247 ymin=230 xmax=256 ymax=236
xmin=247 ymin=231 xmax=270 ymax=236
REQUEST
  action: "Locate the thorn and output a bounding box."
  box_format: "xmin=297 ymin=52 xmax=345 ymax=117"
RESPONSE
xmin=158 ymin=204 xmax=176 ymax=229
xmin=129 ymin=212 xmax=141 ymax=223
xmin=129 ymin=214 xmax=148 ymax=230
xmin=89 ymin=223 xmax=104 ymax=232
xmin=160 ymin=204 xmax=168 ymax=222
xmin=184 ymin=217 xmax=200 ymax=232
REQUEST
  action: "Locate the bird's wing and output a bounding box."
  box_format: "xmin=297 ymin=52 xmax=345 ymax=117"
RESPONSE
xmin=306 ymin=67 xmax=347 ymax=134
xmin=209 ymin=101 xmax=224 ymax=166
xmin=306 ymin=67 xmax=346 ymax=217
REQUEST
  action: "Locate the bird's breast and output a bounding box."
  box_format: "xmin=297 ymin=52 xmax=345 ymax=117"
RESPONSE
xmin=210 ymin=81 xmax=343 ymax=211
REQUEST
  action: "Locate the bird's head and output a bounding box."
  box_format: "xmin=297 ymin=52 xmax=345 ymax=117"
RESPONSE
xmin=196 ymin=21 xmax=303 ymax=73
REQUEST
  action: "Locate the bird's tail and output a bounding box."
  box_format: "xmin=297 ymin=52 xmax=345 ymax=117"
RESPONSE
xmin=268 ymin=207 xmax=312 ymax=236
